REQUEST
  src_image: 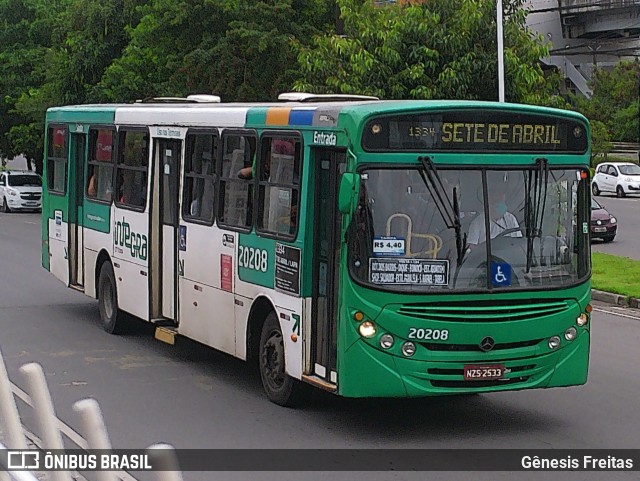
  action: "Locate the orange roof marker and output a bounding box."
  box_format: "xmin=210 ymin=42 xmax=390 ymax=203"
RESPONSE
xmin=265 ymin=107 xmax=291 ymax=126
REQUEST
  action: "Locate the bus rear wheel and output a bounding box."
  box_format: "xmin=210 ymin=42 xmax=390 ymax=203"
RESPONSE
xmin=259 ymin=312 xmax=301 ymax=407
xmin=98 ymin=262 xmax=125 ymax=334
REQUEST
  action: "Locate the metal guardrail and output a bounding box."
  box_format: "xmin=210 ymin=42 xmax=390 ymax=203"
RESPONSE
xmin=0 ymin=346 xmax=184 ymax=481
xmin=610 ymin=142 xmax=640 ymax=154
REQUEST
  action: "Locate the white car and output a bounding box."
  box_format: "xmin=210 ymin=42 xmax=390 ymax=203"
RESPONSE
xmin=592 ymin=162 xmax=640 ymax=198
xmin=0 ymin=171 xmax=43 ymax=212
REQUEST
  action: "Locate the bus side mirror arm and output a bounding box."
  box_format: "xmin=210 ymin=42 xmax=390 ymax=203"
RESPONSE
xmin=338 ymin=173 xmax=360 ymax=214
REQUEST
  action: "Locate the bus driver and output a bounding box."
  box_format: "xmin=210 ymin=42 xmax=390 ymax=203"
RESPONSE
xmin=467 ymin=192 xmax=522 ymax=245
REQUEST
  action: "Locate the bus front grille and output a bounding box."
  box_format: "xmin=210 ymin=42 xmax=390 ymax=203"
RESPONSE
xmin=422 ymin=339 xmax=541 ymax=352
xmin=396 ymin=299 xmax=569 ymax=322
xmin=430 ymin=377 xmax=529 ymax=388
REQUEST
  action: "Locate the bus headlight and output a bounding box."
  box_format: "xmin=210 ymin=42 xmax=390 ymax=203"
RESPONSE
xmin=358 ymin=321 xmax=376 ymax=338
xmin=577 ymin=313 xmax=588 ymax=326
xmin=379 ymin=334 xmax=394 ymax=349
xmin=548 ymin=336 xmax=561 ymax=350
xmin=401 ymin=341 xmax=416 ymax=357
xmin=564 ymin=327 xmax=577 ymax=341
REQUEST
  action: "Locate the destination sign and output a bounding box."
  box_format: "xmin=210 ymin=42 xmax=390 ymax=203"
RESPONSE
xmin=362 ymin=110 xmax=588 ymax=153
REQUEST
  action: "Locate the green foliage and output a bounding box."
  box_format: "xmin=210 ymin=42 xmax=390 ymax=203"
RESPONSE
xmin=0 ymin=0 xmax=69 ymax=171
xmin=589 ymin=120 xmax=611 ymax=166
xmin=0 ymin=0 xmax=335 ymax=168
xmin=574 ymin=60 xmax=640 ymax=143
xmin=97 ymin=0 xmax=334 ymax=102
xmin=295 ymin=0 xmax=562 ymax=104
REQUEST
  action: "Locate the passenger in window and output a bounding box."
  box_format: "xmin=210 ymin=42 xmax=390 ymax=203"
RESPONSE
xmin=237 ymin=149 xmax=271 ymax=181
xmin=190 ymin=181 xmax=203 ymax=216
xmin=273 ymin=138 xmax=294 ymax=156
xmin=190 ymin=197 xmax=201 ymax=216
xmin=87 ymin=173 xmax=97 ymax=197
xmin=237 ymin=165 xmax=253 ymax=180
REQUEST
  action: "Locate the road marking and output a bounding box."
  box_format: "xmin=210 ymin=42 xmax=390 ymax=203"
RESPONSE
xmin=10 ymin=381 xmax=139 ymax=481
xmin=592 ymin=306 xmax=640 ymax=321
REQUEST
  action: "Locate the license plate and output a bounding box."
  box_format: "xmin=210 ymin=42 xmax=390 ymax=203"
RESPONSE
xmin=593 ymin=227 xmax=606 ymax=233
xmin=463 ymin=364 xmax=505 ymax=380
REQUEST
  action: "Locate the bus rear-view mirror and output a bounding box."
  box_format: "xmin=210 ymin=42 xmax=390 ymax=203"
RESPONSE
xmin=338 ymin=173 xmax=360 ymax=214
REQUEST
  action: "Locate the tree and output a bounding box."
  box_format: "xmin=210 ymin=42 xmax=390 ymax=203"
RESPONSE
xmin=97 ymin=0 xmax=334 ymax=102
xmin=589 ymin=120 xmax=612 ymax=166
xmin=0 ymin=0 xmax=67 ymax=172
xmin=0 ymin=0 xmax=146 ymax=172
xmin=575 ymin=60 xmax=640 ymax=143
xmin=295 ymin=0 xmax=563 ymax=105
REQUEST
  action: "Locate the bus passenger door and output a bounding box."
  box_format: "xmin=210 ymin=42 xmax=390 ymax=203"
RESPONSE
xmin=309 ymin=148 xmax=345 ymax=386
xmin=68 ymin=132 xmax=86 ymax=288
xmin=150 ymin=139 xmax=182 ymax=323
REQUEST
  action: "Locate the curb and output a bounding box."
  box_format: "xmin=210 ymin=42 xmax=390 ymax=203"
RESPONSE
xmin=591 ymin=289 xmax=640 ymax=308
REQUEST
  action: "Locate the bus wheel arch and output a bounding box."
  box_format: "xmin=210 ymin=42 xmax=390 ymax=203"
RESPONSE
xmin=94 ymin=249 xmax=112 ymax=299
xmin=258 ymin=311 xmax=302 ymax=406
xmin=245 ymin=296 xmax=302 ymax=406
xmin=246 ymin=296 xmax=276 ymax=365
xmin=96 ymin=253 xmax=126 ymax=334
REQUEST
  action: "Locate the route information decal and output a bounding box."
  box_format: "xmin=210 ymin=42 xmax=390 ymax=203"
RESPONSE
xmin=369 ymin=258 xmax=449 ymax=286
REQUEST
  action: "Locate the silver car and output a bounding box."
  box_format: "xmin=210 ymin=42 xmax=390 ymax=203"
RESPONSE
xmin=0 ymin=171 xmax=43 ymax=212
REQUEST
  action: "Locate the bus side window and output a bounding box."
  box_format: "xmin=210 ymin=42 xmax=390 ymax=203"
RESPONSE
xmin=87 ymin=128 xmax=115 ymax=202
xmin=47 ymin=125 xmax=68 ymax=194
xmin=256 ymin=136 xmax=300 ymax=238
xmin=218 ymin=133 xmax=255 ymax=230
xmin=183 ymin=132 xmax=216 ymax=224
xmin=115 ymin=129 xmax=149 ymax=210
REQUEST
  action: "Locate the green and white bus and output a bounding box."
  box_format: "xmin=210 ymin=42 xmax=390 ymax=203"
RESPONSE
xmin=42 ymin=94 xmax=592 ymax=405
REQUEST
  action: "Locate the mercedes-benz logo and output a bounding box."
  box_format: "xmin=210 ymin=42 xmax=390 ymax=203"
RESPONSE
xmin=479 ymin=336 xmax=495 ymax=352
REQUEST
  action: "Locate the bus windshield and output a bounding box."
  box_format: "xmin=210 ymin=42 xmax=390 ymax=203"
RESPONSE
xmin=347 ymin=166 xmax=589 ymax=292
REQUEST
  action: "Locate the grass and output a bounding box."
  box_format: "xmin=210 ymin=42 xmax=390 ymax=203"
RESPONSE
xmin=591 ymin=252 xmax=640 ymax=299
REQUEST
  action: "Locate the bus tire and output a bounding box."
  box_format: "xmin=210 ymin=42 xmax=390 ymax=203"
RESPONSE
xmin=97 ymin=262 xmax=124 ymax=334
xmin=259 ymin=312 xmax=301 ymax=407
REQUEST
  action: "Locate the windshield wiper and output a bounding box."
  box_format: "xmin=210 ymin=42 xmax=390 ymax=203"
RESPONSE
xmin=417 ymin=156 xmax=468 ymax=265
xmin=525 ymin=158 xmax=549 ymax=272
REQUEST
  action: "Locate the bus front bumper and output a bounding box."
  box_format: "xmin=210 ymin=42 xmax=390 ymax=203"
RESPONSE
xmin=338 ymin=331 xmax=589 ymax=398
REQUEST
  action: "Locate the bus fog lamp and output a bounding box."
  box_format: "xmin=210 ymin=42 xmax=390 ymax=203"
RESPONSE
xmin=401 ymin=341 xmax=416 ymax=357
xmin=358 ymin=321 xmax=376 ymax=338
xmin=577 ymin=313 xmax=588 ymax=326
xmin=564 ymin=327 xmax=577 ymax=341
xmin=380 ymin=334 xmax=394 ymax=349
xmin=548 ymin=336 xmax=561 ymax=350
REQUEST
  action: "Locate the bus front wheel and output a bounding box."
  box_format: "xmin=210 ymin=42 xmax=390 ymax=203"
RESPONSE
xmin=259 ymin=312 xmax=301 ymax=407
xmin=98 ymin=262 xmax=124 ymax=334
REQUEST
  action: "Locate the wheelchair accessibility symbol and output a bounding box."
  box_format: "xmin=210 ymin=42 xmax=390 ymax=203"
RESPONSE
xmin=490 ymin=262 xmax=511 ymax=287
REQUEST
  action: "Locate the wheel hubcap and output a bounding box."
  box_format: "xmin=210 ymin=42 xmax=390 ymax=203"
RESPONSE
xmin=102 ymin=281 xmax=114 ymax=319
xmin=262 ymin=330 xmax=285 ymax=390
